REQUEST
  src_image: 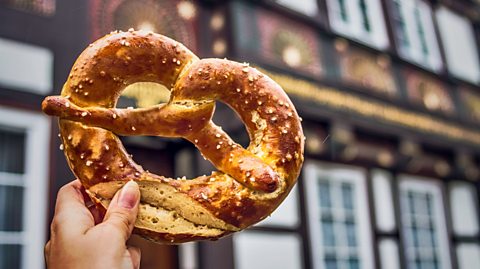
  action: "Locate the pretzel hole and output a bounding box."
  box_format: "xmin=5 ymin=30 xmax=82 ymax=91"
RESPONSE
xmin=117 ymin=82 xmax=178 ymax=164
xmin=195 ymin=102 xmax=249 ymax=175
xmin=119 ymin=82 xmax=171 ymax=108
xmin=213 ymin=102 xmax=249 ymax=147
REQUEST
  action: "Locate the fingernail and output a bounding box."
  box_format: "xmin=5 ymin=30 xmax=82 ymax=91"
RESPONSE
xmin=118 ymin=180 xmax=140 ymax=209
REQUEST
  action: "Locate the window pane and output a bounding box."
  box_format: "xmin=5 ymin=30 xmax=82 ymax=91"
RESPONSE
xmin=0 ymin=185 xmax=24 ymax=231
xmin=322 ymin=219 xmax=336 ymax=247
xmin=449 ymin=182 xmax=479 ymax=236
xmin=456 ymin=243 xmax=480 ymax=269
xmin=359 ymin=0 xmax=371 ymax=32
xmin=325 ymin=257 xmax=338 ymax=269
xmin=0 ymin=244 xmax=21 ymax=269
xmin=392 ymin=0 xmax=409 ymax=47
xmin=341 ymin=183 xmax=354 ymax=210
xmin=348 ymin=257 xmax=359 ymax=269
xmin=345 ymin=221 xmax=357 ymax=247
xmin=319 ymin=180 xmax=332 ymax=208
xmin=0 ymin=129 xmax=25 ymax=174
xmin=338 ymin=0 xmax=348 ymax=22
xmin=234 ymin=232 xmax=302 ymax=269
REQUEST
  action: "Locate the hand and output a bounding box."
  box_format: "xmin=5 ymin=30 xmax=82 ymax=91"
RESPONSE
xmin=45 ymin=180 xmax=141 ymax=269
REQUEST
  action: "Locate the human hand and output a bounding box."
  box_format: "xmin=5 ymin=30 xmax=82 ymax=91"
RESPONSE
xmin=45 ymin=179 xmax=141 ymax=269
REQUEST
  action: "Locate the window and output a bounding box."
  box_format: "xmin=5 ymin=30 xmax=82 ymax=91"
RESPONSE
xmin=456 ymin=243 xmax=480 ymax=269
xmin=327 ymin=0 xmax=389 ymax=49
xmin=0 ymin=131 xmax=25 ymax=269
xmin=0 ymin=38 xmax=53 ymax=94
xmin=275 ymin=0 xmax=319 ymax=17
xmin=449 ymin=182 xmax=479 ymax=236
xmin=373 ymin=170 xmax=401 ymax=269
xmin=399 ymin=176 xmax=451 ymax=269
xmin=436 ymin=7 xmax=480 ymax=83
xmin=378 ymin=239 xmax=401 ymax=269
xmin=233 ymin=184 xmax=302 ymax=269
xmin=391 ymin=0 xmax=442 ymax=71
xmin=449 ymin=181 xmax=480 ymax=269
xmin=305 ymin=163 xmax=373 ymax=269
xmin=3 ymin=0 xmax=55 ymax=16
xmin=0 ymin=106 xmax=50 ymax=269
xmin=372 ymin=169 xmax=396 ymax=232
xmin=257 ymin=185 xmax=300 ymax=228
xmin=234 ymin=232 xmax=303 ymax=269
xmin=178 ymin=242 xmax=198 ymax=269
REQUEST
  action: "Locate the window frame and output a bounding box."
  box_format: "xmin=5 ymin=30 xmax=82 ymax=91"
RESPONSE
xmin=455 ymin=242 xmax=480 ymax=269
xmin=371 ymin=169 xmax=397 ymax=233
xmin=0 ymin=106 xmax=50 ymax=269
xmin=304 ymin=162 xmax=374 ymax=269
xmin=398 ymin=175 xmax=452 ymax=269
xmin=447 ymin=180 xmax=480 ymax=269
xmin=448 ymin=181 xmax=479 ymax=237
xmin=0 ymin=38 xmax=54 ymax=95
xmin=390 ymin=0 xmax=443 ymax=71
xmin=435 ymin=6 xmax=480 ymax=84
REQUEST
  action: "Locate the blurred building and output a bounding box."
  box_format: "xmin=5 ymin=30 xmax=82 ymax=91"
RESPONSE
xmin=1 ymin=0 xmax=480 ymax=268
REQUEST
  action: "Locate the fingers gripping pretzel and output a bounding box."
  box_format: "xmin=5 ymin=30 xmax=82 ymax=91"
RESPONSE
xmin=42 ymin=30 xmax=304 ymax=243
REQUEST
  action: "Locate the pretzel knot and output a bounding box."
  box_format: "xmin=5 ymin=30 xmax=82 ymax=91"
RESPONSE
xmin=42 ymin=30 xmax=304 ymax=243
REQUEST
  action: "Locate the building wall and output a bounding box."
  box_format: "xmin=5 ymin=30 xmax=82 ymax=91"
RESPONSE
xmin=217 ymin=1 xmax=480 ymax=269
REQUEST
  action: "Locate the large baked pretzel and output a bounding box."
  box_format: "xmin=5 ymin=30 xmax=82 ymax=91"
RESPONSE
xmin=42 ymin=30 xmax=304 ymax=243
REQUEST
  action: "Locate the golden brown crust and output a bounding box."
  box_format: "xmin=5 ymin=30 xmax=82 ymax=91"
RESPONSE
xmin=133 ymin=227 xmax=230 ymax=244
xmin=42 ymin=30 xmax=304 ymax=243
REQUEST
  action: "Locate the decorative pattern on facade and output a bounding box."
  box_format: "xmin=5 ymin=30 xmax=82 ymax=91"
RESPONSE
xmin=4 ymin=0 xmax=55 ymax=16
xmin=89 ymin=0 xmax=198 ymax=51
xmin=261 ymin=68 xmax=480 ymax=145
xmin=460 ymin=88 xmax=480 ymax=122
xmin=233 ymin=1 xmax=322 ymax=76
xmin=336 ymin=41 xmax=397 ymax=97
xmin=404 ymin=69 xmax=454 ymax=114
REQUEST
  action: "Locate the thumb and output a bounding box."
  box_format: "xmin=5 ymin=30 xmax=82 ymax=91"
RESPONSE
xmin=101 ymin=180 xmax=140 ymax=242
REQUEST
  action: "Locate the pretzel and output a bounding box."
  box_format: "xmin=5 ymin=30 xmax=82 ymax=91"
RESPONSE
xmin=42 ymin=30 xmax=304 ymax=243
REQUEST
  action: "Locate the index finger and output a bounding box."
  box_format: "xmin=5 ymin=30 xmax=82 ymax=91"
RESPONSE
xmin=51 ymin=179 xmax=95 ymax=236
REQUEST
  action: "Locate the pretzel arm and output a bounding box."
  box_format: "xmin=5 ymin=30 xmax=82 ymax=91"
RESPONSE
xmin=42 ymin=95 xmax=214 ymax=136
